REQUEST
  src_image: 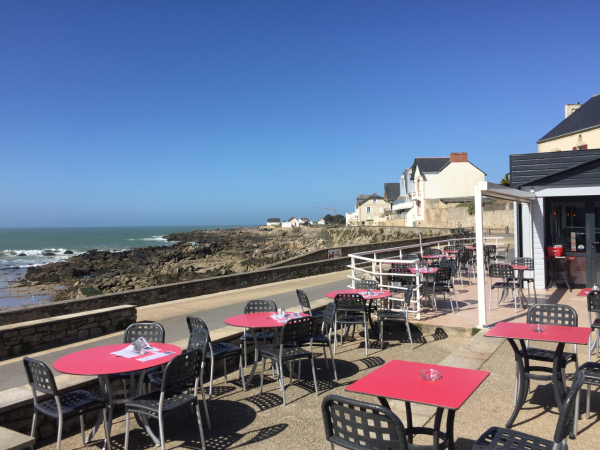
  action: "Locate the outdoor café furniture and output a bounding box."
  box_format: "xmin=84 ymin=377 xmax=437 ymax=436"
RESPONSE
xmin=377 ymin=285 xmax=414 ymax=349
xmin=586 ymin=290 xmax=600 ymax=360
xmin=484 ymin=245 xmax=496 ymax=270
xmin=389 ymin=266 xmax=416 ymax=288
xmin=297 ymin=302 xmax=338 ymax=379
xmin=544 ymin=256 xmax=575 ymax=291
xmin=488 ymin=264 xmax=520 ymax=311
xmin=24 ymin=357 xmax=111 ymax=450
xmin=473 ymin=371 xmax=585 ymax=450
xmin=238 ymin=299 xmax=277 ymax=367
xmin=259 ymin=316 xmax=319 ymax=405
xmin=401 ymin=252 xmax=421 ymax=261
xmin=457 ymin=249 xmax=474 ymax=285
xmin=485 ymin=317 xmax=589 ymax=428
xmin=124 ymin=349 xmax=206 ymax=450
xmin=321 ymin=394 xmax=410 ymax=450
xmin=423 ymin=266 xmax=457 ymax=315
xmin=224 ymin=309 xmax=309 ymax=386
xmin=186 ymin=315 xmax=246 ymax=400
xmin=333 ymin=293 xmax=370 ymax=355
xmin=574 ymin=362 xmax=600 ymax=436
xmin=423 ymin=248 xmax=443 ymax=256
xmin=325 ymin=288 xmax=392 ymax=337
xmin=511 ymin=257 xmax=537 ymax=304
xmin=355 ymin=279 xmax=382 ymax=324
xmin=345 ymin=359 xmax=489 ymax=450
xmin=53 ymin=341 xmax=182 ymax=448
xmin=296 ymin=289 xmax=324 ymax=323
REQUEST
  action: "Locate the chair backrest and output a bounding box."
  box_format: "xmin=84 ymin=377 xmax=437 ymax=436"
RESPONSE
xmin=334 ymin=293 xmax=366 ymax=312
xmin=186 ymin=315 xmax=208 ymax=334
xmin=391 ymin=262 xmax=411 ymax=269
xmin=441 ymin=260 xmax=458 ymax=277
xmin=433 ymin=266 xmax=452 ymax=283
xmin=444 ymin=246 xmax=457 ymax=251
xmin=244 ymin=299 xmax=277 ymax=314
xmin=322 ymin=303 xmax=336 ymax=329
xmin=321 ymin=395 xmax=409 ymax=450
xmin=401 ymin=253 xmax=420 ymax=261
xmin=123 ymin=321 xmax=165 ymax=344
xmin=484 ymin=245 xmax=497 ymax=255
xmin=553 ymin=371 xmax=585 ymax=444
xmin=423 ymin=248 xmax=442 ymax=256
xmin=296 ymin=289 xmax=311 ymax=313
xmin=511 ymin=257 xmax=533 ymax=270
xmin=417 ymin=260 xmax=428 ymax=269
xmin=187 ymin=326 xmax=210 ymax=354
xmin=281 ymin=316 xmax=314 ymax=344
xmin=355 ymin=279 xmax=378 ymax=290
xmin=527 ymin=304 xmax=578 ymax=327
xmin=388 ymin=267 xmax=413 ymax=283
xmin=23 ymin=357 xmax=58 ymax=396
xmin=588 ymin=290 xmax=600 ymax=314
xmin=161 ymin=349 xmax=202 ymax=392
xmin=489 ymin=264 xmax=513 ymax=279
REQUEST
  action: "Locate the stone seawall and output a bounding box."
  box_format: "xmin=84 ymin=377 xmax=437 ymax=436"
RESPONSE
xmin=0 ymin=305 xmax=136 ymax=359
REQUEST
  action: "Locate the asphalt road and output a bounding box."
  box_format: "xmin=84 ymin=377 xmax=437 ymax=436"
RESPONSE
xmin=0 ymin=277 xmax=349 ymax=391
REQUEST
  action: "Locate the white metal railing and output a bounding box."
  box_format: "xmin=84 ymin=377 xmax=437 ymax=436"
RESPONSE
xmin=346 ymin=235 xmax=497 ymax=320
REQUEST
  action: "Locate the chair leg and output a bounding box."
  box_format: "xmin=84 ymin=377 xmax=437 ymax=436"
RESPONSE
xmin=79 ymin=414 xmax=85 ymax=445
xmin=259 ymin=357 xmax=265 ymax=393
xmin=242 ymin=341 xmax=247 ymax=368
xmin=279 ymin=360 xmax=287 ymax=405
xmin=124 ymin=411 xmax=130 ymax=450
xmin=195 ymin=401 xmax=206 ymax=450
xmin=297 ymin=359 xmax=302 ymax=382
xmin=56 ymin=414 xmax=63 ymax=450
xmin=380 ymin=319 xmax=384 ymax=349
xmin=587 ymin=384 xmax=592 ymax=418
xmin=310 ymin=357 xmax=319 ymax=396
xmin=363 ymin=314 xmax=369 ymax=355
xmin=239 ymin=354 xmax=247 ymax=391
xmin=328 ymin=342 xmax=338 ymax=380
xmin=223 ymin=358 xmax=228 ymax=383
xmin=514 ymin=365 xmax=518 ymax=406
xmin=322 ymin=346 xmax=329 ymax=369
xmin=200 ymin=370 xmax=211 ymax=430
xmin=101 ymin=407 xmax=111 ymax=450
xmin=209 ymin=354 xmax=215 ymax=400
xmin=574 ymin=390 xmax=580 ymax=436
xmin=30 ymin=412 xmax=37 ymax=445
xmin=158 ymin=413 xmax=166 ymax=450
xmin=405 ymin=319 xmax=414 ymax=350
xmin=333 ymin=316 xmax=338 ymax=354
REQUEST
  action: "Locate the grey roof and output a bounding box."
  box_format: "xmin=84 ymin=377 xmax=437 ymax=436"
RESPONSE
xmin=356 ymin=193 xmax=383 ymax=206
xmin=538 ymin=95 xmax=600 ymax=143
xmin=267 ymin=218 xmax=280 ymax=222
xmin=411 ymin=157 xmax=450 ymax=180
xmin=384 ymin=183 xmax=400 ymax=202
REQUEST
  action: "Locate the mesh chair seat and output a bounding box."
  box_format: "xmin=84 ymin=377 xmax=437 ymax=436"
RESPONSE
xmin=239 ymin=331 xmax=275 ymax=342
xmin=311 ymin=310 xmax=325 ymax=319
xmin=297 ymin=334 xmax=330 ymax=345
xmin=378 ymin=310 xmax=408 ymax=320
xmin=491 ymin=281 xmax=520 ymax=290
xmin=472 ymin=427 xmax=553 ymax=450
xmin=109 ymin=367 xmax=160 ymax=380
xmin=260 ymin=345 xmax=313 ymax=361
xmin=35 ymin=390 xmax=106 ymax=419
xmin=209 ymin=342 xmax=243 ymax=359
xmin=579 ymin=362 xmax=600 ymax=384
xmin=592 ymin=318 xmax=600 ymax=329
xmin=126 ymin=389 xmax=196 ymax=415
xmin=336 ymin=314 xmax=365 ymax=324
xmin=522 ymin=347 xmax=577 ymax=365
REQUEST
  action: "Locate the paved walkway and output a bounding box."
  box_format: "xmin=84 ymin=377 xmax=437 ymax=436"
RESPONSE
xmin=0 ymin=271 xmax=350 ymax=392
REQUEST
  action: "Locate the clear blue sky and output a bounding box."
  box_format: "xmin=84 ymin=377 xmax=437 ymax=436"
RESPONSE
xmin=2 ymin=1 xmax=599 ymax=227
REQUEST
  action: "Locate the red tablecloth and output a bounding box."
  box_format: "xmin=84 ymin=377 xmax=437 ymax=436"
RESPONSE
xmin=54 ymin=343 xmax=182 ymax=376
xmin=578 ymin=288 xmax=592 ymax=297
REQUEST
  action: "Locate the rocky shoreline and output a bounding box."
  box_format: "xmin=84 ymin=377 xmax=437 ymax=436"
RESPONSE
xmin=12 ymin=226 xmax=442 ymax=302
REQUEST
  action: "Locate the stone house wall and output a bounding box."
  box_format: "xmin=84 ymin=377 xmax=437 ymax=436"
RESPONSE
xmin=424 ymin=199 xmax=514 ymax=231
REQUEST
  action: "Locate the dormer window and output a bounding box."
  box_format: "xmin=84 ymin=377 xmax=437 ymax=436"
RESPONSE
xmin=372 ymin=199 xmax=376 ymax=203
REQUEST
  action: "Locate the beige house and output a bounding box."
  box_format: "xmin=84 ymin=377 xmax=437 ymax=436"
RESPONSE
xmin=405 ymin=153 xmax=486 ymax=226
xmin=538 ymin=95 xmax=600 ymax=153
xmin=351 ymin=193 xmax=389 ymax=226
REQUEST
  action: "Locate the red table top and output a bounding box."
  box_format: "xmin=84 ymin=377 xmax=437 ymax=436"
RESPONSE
xmin=225 ymin=311 xmax=309 ymax=328
xmin=53 ymin=343 xmax=182 ymax=376
xmin=422 ymin=254 xmax=444 ymax=259
xmin=578 ymin=288 xmax=592 ymax=297
xmin=485 ymin=322 xmax=590 ymax=345
xmin=407 ymin=267 xmax=438 ymax=274
xmin=325 ymin=289 xmax=392 ymax=300
xmin=465 ymin=246 xmax=477 ymax=250
xmin=346 ymin=360 xmax=489 ymax=410
xmin=511 ymin=265 xmax=529 ymax=270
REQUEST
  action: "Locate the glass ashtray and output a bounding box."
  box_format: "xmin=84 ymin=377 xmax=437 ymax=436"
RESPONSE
xmin=420 ymin=369 xmax=441 ymax=381
xmin=530 ymin=324 xmax=546 ymax=332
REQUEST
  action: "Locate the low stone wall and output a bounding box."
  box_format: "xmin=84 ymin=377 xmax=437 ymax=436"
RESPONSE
xmin=0 ymin=259 xmax=348 ymax=326
xmin=0 ymin=305 xmax=136 ymax=359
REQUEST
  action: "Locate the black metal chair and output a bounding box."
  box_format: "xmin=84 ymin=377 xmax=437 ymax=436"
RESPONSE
xmin=488 ymin=264 xmax=519 ymax=312
xmin=109 ymin=322 xmax=166 ymax=402
xmin=239 ymin=299 xmax=277 ymax=367
xmin=378 ymin=285 xmax=414 ymax=349
xmin=511 ymin=257 xmax=537 ymax=304
xmin=355 ymin=279 xmax=381 ymax=323
xmin=388 ymin=267 xmax=415 ymax=288
xmin=259 ymin=316 xmax=319 ymax=405
xmin=321 ymin=394 xmax=409 ymax=450
xmin=473 ymin=371 xmax=584 ymax=450
xmin=484 ymin=245 xmax=497 ymax=270
xmin=586 ymin=289 xmax=600 ymax=361
xmin=496 ymin=243 xmax=511 ymax=263
xmin=574 ymin=362 xmax=600 ymax=436
xmin=423 ymin=248 xmax=442 ymax=256
xmin=333 ymin=293 xmax=370 ymax=355
xmin=296 ymin=289 xmax=325 ymax=323
xmin=512 ymin=304 xmax=579 ymax=407
xmin=124 ymin=349 xmax=206 ymax=450
xmin=297 ymin=302 xmax=338 ymax=380
xmin=422 ymin=266 xmax=457 ymax=315
xmin=147 ymin=327 xmax=211 ymax=430
xmin=401 ymin=253 xmax=421 ymax=261
xmin=23 ymin=357 xmax=111 ymax=450
xmin=186 ymin=316 xmax=246 ymax=400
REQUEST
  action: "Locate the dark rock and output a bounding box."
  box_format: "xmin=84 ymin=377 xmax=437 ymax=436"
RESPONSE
xmin=43 ymin=252 xmax=56 ymax=256
xmin=64 ymin=250 xmax=74 ymax=255
xmin=17 ymin=253 xmax=26 ymax=256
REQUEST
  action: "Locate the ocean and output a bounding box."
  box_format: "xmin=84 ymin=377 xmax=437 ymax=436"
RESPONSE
xmin=0 ymin=225 xmax=255 ymax=308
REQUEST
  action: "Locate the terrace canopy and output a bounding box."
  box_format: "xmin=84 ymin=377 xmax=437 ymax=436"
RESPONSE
xmin=474 ymin=182 xmax=535 ymax=328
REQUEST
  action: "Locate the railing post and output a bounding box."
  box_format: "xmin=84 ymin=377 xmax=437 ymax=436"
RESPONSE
xmin=419 ymin=232 xmax=423 ymax=255
xmin=372 ymin=252 xmax=377 ymax=283
xmin=351 ymin=256 xmax=356 ymax=288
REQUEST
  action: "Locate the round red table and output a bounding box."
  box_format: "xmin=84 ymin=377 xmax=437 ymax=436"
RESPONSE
xmin=225 ymin=312 xmax=309 ymax=385
xmin=422 ymin=254 xmax=444 ymax=259
xmin=325 ymin=289 xmax=392 ymax=299
xmin=54 ymin=343 xmax=181 ymax=448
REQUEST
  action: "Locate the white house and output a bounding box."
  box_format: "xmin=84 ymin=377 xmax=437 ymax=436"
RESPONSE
xmin=266 ymin=218 xmax=281 ymax=226
xmin=318 ymin=218 xmax=326 ymax=225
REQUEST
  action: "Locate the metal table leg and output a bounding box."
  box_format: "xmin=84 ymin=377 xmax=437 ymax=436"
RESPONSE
xmin=86 ymin=375 xmax=113 ymax=449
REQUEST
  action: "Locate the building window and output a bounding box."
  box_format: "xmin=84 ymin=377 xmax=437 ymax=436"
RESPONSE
xmin=379 ymin=207 xmax=383 ymax=213
xmin=372 ymin=199 xmax=376 ymax=203
xmin=366 ymin=207 xmax=371 ymax=213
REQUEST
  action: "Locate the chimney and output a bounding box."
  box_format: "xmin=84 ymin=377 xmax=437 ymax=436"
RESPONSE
xmin=565 ymin=102 xmax=581 ymax=118
xmin=450 ymin=152 xmax=468 ymax=163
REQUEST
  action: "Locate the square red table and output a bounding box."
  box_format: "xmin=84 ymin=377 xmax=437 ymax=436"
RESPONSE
xmin=346 ymin=359 xmax=488 ymax=410
xmin=485 ymin=321 xmax=590 ymax=345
